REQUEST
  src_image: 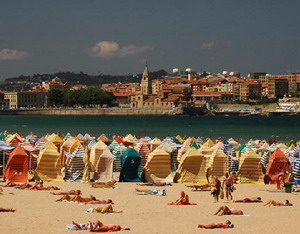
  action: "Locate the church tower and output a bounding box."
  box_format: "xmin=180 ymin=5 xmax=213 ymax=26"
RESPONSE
xmin=141 ymin=64 xmax=152 ymax=95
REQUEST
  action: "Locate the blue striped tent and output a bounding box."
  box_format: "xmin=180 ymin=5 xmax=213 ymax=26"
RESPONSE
xmin=293 ymin=157 xmax=300 ymax=185
xmin=64 ymin=146 xmax=85 ymax=182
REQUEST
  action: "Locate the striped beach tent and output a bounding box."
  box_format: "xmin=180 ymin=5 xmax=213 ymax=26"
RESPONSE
xmin=61 ymin=137 xmax=82 ymax=166
xmin=47 ymin=133 xmax=63 ymax=151
xmin=175 ymin=148 xmax=207 ymax=183
xmin=34 ymin=137 xmax=48 ymax=151
xmin=207 ymin=149 xmax=228 ymax=179
xmin=292 ymin=157 xmax=300 ymax=185
xmin=149 ymin=137 xmax=161 ymax=152
xmin=89 ymin=140 xmax=107 ymax=172
xmin=4 ymin=146 xmax=28 ymax=182
xmin=136 ymin=143 xmax=150 ymax=171
xmin=176 ymin=135 xmax=184 ymax=144
xmin=112 ymin=143 xmax=127 ymax=172
xmin=237 ymin=148 xmax=264 ymax=184
xmin=119 ymin=148 xmax=141 ymax=182
xmin=37 ymin=142 xmax=63 ymax=181
xmin=202 ymin=138 xmax=215 ymax=148
xmin=64 ymin=146 xmax=85 ymax=182
xmin=143 ymin=147 xmax=173 ymax=183
xmin=63 ymin=133 xmax=72 ymax=141
xmin=265 ymin=148 xmax=290 ymax=184
xmin=6 ymin=133 xmax=23 ymax=147
xmin=94 ymin=148 xmax=114 ymax=182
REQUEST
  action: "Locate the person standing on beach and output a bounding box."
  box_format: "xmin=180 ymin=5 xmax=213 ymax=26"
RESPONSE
xmin=222 ymin=173 xmax=233 ymax=201
xmin=210 ymin=177 xmax=222 ymax=203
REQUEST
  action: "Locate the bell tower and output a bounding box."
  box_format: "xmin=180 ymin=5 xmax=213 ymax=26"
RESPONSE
xmin=141 ymin=63 xmax=151 ymax=95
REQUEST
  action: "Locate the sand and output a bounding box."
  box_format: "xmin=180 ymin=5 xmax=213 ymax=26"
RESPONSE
xmin=0 ymin=181 xmax=299 ymax=234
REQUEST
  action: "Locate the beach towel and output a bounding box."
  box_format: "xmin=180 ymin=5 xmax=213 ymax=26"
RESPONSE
xmin=168 ymin=202 xmax=197 ymax=205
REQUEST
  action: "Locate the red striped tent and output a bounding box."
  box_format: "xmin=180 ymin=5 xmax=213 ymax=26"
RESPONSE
xmin=4 ymin=146 xmax=28 ymax=182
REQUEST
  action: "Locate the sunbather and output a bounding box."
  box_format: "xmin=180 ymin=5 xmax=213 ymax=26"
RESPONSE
xmin=137 ymin=182 xmax=172 ymax=186
xmin=84 ymin=199 xmax=113 ymax=205
xmin=91 ymin=179 xmax=117 ymax=187
xmin=29 ymin=181 xmax=59 ymax=191
xmin=86 ymin=204 xmax=122 ymax=214
xmin=71 ymin=220 xmax=129 ymax=231
xmin=198 ymin=220 xmax=234 ymax=229
xmin=0 ymin=208 xmax=15 ymax=212
xmin=135 ymin=188 xmax=166 ymax=196
xmin=233 ymin=197 xmax=262 ymax=203
xmin=214 ymin=206 xmax=244 ymax=216
xmin=50 ymin=190 xmax=77 ymax=195
xmin=2 ymin=182 xmax=31 ymax=189
xmin=264 ymin=200 xmax=293 ymax=206
xmin=174 ymin=191 xmax=190 ymax=205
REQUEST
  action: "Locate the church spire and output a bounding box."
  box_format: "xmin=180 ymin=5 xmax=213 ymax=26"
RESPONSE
xmin=141 ymin=63 xmax=151 ymax=95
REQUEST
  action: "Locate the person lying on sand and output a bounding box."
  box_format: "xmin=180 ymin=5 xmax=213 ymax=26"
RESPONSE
xmin=233 ymin=197 xmax=262 ymax=203
xmin=214 ymin=206 xmax=244 ymax=216
xmin=137 ymin=182 xmax=172 ymax=186
xmin=70 ymin=220 xmax=130 ymax=231
xmin=56 ymin=193 xmax=96 ymax=203
xmin=50 ymin=190 xmax=77 ymax=195
xmin=264 ymin=200 xmax=293 ymax=206
xmin=2 ymin=182 xmax=32 ymax=189
xmin=198 ymin=220 xmax=234 ymax=229
xmin=91 ymin=179 xmax=117 ymax=188
xmin=29 ymin=181 xmax=59 ymax=191
xmin=135 ymin=188 xmax=166 ymax=196
xmin=0 ymin=208 xmax=15 ymax=212
xmin=86 ymin=204 xmax=122 ymax=214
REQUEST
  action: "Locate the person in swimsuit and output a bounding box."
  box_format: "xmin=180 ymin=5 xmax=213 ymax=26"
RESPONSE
xmin=0 ymin=208 xmax=15 ymax=212
xmin=91 ymin=179 xmax=117 ymax=187
xmin=50 ymin=190 xmax=77 ymax=195
xmin=222 ymin=173 xmax=233 ymax=201
xmin=274 ymin=167 xmax=285 ymax=190
xmin=137 ymin=182 xmax=172 ymax=186
xmin=264 ymin=200 xmax=293 ymax=206
xmin=198 ymin=220 xmax=234 ymax=229
xmin=233 ymin=197 xmax=262 ymax=203
xmin=87 ymin=204 xmax=122 ymax=214
xmin=210 ymin=177 xmax=222 ymax=203
xmin=214 ymin=206 xmax=244 ymax=216
xmin=135 ymin=188 xmax=166 ymax=196
xmin=174 ymin=191 xmax=190 ymax=205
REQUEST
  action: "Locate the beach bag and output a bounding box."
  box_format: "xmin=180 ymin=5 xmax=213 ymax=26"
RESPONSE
xmin=232 ymin=185 xmax=236 ymax=192
xmin=220 ymin=189 xmax=224 ymax=199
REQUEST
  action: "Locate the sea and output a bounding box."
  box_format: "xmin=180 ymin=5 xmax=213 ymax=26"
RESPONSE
xmin=0 ymin=115 xmax=299 ymax=142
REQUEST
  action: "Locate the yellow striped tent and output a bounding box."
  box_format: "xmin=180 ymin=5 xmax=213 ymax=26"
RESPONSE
xmin=149 ymin=137 xmax=162 ymax=152
xmin=37 ymin=142 xmax=63 ymax=181
xmin=202 ymin=138 xmax=215 ymax=148
xmin=47 ymin=133 xmax=64 ymax=151
xmin=207 ymin=149 xmax=228 ymax=179
xmin=237 ymin=148 xmax=264 ymax=184
xmin=144 ymin=147 xmax=173 ymax=183
xmin=95 ymin=147 xmax=114 ymax=182
xmin=89 ymin=140 xmax=107 ymax=172
xmin=175 ymin=148 xmax=207 ymax=183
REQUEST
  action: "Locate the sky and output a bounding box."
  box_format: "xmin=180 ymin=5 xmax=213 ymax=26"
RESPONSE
xmin=0 ymin=0 xmax=299 ymax=80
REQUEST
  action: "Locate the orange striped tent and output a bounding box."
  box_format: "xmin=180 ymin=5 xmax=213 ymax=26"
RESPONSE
xmin=143 ymin=147 xmax=173 ymax=183
xmin=266 ymin=148 xmax=290 ymax=183
xmin=4 ymin=146 xmax=28 ymax=182
xmin=6 ymin=134 xmax=23 ymax=148
xmin=136 ymin=143 xmax=150 ymax=171
xmin=36 ymin=142 xmax=63 ymax=181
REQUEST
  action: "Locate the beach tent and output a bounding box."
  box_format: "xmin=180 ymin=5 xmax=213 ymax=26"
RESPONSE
xmin=36 ymin=142 xmax=63 ymax=182
xmin=4 ymin=146 xmax=28 ymax=182
xmin=143 ymin=147 xmax=173 ymax=183
xmin=212 ymin=141 xmax=224 ymax=149
xmin=237 ymin=148 xmax=264 ymax=184
xmin=202 ymin=138 xmax=215 ymax=148
xmin=206 ymin=149 xmax=228 ymax=179
xmin=292 ymin=157 xmax=300 ymax=185
xmin=265 ymin=148 xmax=290 ymax=183
xmin=228 ymin=138 xmax=240 ymax=149
xmin=47 ymin=133 xmax=64 ymax=152
xmin=176 ymin=135 xmax=184 ymax=144
xmin=63 ymin=132 xmax=72 ymax=141
xmin=175 ymin=148 xmax=207 ymax=183
xmin=119 ymin=148 xmax=141 ymax=182
xmin=94 ymin=148 xmax=114 ymax=182
xmin=6 ymin=134 xmax=23 ymax=147
xmin=34 ymin=137 xmax=48 ymax=151
xmin=112 ymin=143 xmax=127 ymax=172
xmin=89 ymin=140 xmax=107 ymax=173
xmin=64 ymin=146 xmax=85 ymax=182
xmin=136 ymin=143 xmax=150 ymax=171
xmin=84 ymin=133 xmax=93 ymax=142
xmin=0 ymin=132 xmax=6 ymax=141
xmin=149 ymin=137 xmax=162 ymax=152
xmin=61 ymin=137 xmax=82 ymax=166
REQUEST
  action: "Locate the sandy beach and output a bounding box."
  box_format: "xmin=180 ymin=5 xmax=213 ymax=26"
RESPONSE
xmin=1 ymin=181 xmax=299 ymax=234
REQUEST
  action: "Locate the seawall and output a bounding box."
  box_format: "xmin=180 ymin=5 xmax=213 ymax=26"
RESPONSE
xmin=0 ymin=107 xmax=184 ymax=116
